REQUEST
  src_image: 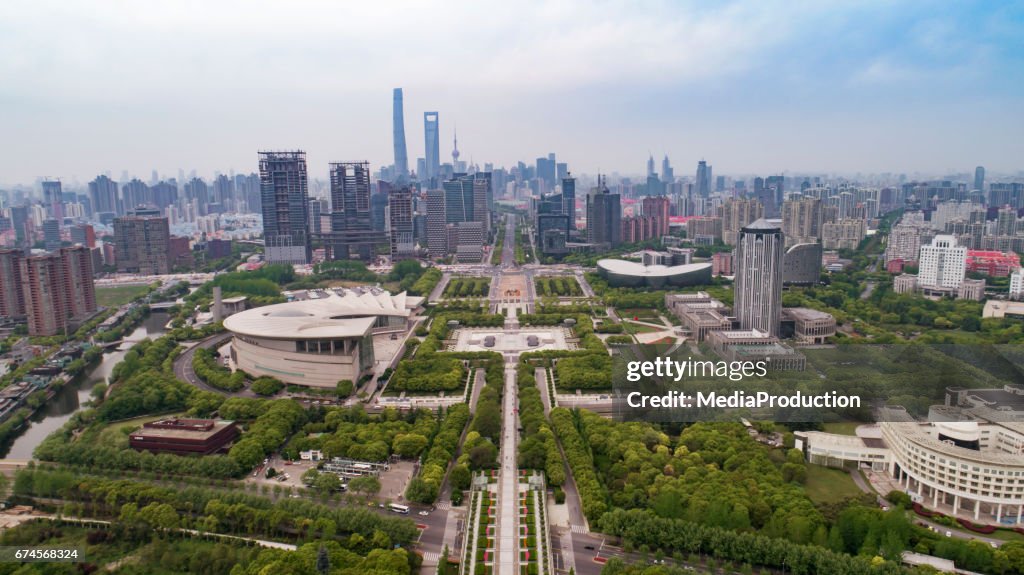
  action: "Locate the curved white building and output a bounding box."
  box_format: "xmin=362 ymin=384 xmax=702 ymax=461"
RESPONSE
xmin=596 ymin=259 xmax=712 ymax=288
xmin=882 ymin=407 xmax=1024 ymax=524
xmin=224 ymin=288 xmax=423 ymax=388
xmin=799 ymin=403 xmax=1024 ymax=525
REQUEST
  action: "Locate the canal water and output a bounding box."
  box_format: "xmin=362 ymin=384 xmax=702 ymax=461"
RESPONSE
xmin=1 ymin=311 xmax=169 ymax=459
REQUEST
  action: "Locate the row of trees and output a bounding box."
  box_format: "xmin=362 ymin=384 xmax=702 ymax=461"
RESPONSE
xmin=228 ymin=399 xmax=308 ymax=470
xmin=192 ymin=347 xmax=245 ymax=391
xmin=549 ymin=407 xmax=607 ymax=521
xmin=534 ymin=276 xmax=583 ymax=297
xmin=13 ymin=466 xmax=420 ymax=552
xmin=409 ymin=268 xmax=443 ymax=297
xmin=443 ymin=277 xmax=490 ymax=298
xmin=515 ymin=357 xmax=565 ymax=486
xmin=406 ymin=404 xmax=470 ymax=504
xmin=285 ymin=407 xmax=438 ymax=463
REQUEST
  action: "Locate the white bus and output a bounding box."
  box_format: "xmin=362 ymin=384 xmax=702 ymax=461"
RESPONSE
xmin=388 ymin=503 xmax=410 ymax=514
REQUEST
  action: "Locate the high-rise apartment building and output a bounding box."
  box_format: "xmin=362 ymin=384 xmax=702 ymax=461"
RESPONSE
xmin=641 ymin=195 xmax=671 ymax=238
xmin=781 ymin=197 xmax=822 ymax=246
xmin=918 ymin=235 xmax=967 ymax=289
xmin=718 ymin=198 xmax=764 ymax=245
xmin=89 ymin=175 xmax=119 ymax=216
xmin=997 ymin=206 xmax=1018 ymax=236
xmin=0 ymin=249 xmax=26 ymax=318
xmin=328 ymin=162 xmax=376 ymax=260
xmin=259 ymin=150 xmax=311 ymax=264
xmin=114 ymin=209 xmax=170 ymax=274
xmin=20 ymin=246 xmax=96 ymax=336
xmin=393 ymin=89 xmax=409 ymax=180
xmin=734 ymin=219 xmax=784 ymax=336
xmin=424 ymin=112 xmax=440 ymax=183
xmin=821 ymin=219 xmax=867 ymax=250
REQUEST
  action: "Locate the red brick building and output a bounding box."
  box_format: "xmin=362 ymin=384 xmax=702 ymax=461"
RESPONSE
xmin=129 ymin=418 xmax=239 ymax=455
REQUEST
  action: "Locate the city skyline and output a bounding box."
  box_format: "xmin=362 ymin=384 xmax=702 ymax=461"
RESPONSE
xmin=2 ymin=1 xmax=1023 ymax=186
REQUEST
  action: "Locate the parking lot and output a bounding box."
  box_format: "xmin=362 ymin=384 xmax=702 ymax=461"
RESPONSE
xmin=245 ymin=455 xmax=417 ymax=503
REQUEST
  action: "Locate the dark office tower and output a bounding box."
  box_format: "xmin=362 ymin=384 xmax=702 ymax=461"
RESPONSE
xmin=716 ymin=175 xmax=726 ymax=193
xmin=974 ymin=166 xmax=985 ymax=193
xmin=426 ymin=189 xmax=447 ymax=258
xmin=586 ymin=176 xmax=621 ymax=247
xmin=647 ymin=154 xmax=656 ymax=178
xmin=696 ymin=161 xmax=710 ymax=198
xmin=121 ymin=179 xmax=150 ymax=213
xmin=472 ymin=172 xmax=492 ymax=234
xmin=328 ymin=162 xmax=374 ymax=260
xmin=393 ymin=89 xmax=409 ymax=180
xmin=661 ymin=155 xmax=674 ymax=184
xmin=43 ymin=219 xmax=61 ymax=252
xmin=424 ymin=112 xmax=440 ymax=182
xmin=309 ymin=198 xmax=323 ymax=234
xmin=43 ymin=180 xmax=63 ymax=223
xmin=114 ymin=209 xmax=170 ymax=274
xmin=389 ymin=188 xmax=415 ymax=260
xmin=0 ymin=249 xmax=26 ymax=318
xmin=372 ymin=181 xmax=391 ymax=232
xmin=89 ymin=175 xmax=119 ymax=216
xmin=734 ymin=219 xmax=784 ymax=336
xmin=259 ymin=151 xmax=310 ymax=264
xmin=536 ymin=156 xmax=556 ymax=190
xmin=442 ymin=175 xmax=473 ymax=224
xmin=10 ymin=206 xmax=28 ymax=245
xmin=562 ymin=176 xmax=576 ymax=230
xmin=556 ymin=162 xmax=568 ymax=182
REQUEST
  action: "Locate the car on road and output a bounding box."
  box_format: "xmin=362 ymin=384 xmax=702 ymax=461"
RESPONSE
xmin=945 ymin=531 xmax=953 ymax=537
xmin=418 ymin=511 xmax=429 ymax=516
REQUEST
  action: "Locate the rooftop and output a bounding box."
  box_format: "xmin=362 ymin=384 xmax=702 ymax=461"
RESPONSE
xmin=133 ymin=419 xmax=235 ymax=441
xmin=224 ymin=289 xmax=421 ymax=339
xmin=597 ymin=259 xmax=711 ymax=278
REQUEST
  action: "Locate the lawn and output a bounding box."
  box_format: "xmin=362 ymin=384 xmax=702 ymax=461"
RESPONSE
xmin=621 ymin=321 xmax=663 ymax=335
xmin=823 ymin=422 xmax=862 ymax=436
xmin=91 ymin=412 xmax=183 ymax=448
xmin=804 ymin=464 xmax=864 ymax=505
xmin=96 ymin=284 xmax=151 ymax=307
xmin=617 ymin=308 xmax=660 ymax=321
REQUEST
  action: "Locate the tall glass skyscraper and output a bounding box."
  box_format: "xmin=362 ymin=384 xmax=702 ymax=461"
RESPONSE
xmin=424 ymin=111 xmax=440 ymax=182
xmin=393 ymin=88 xmax=409 ymax=181
xmin=734 ymin=219 xmax=784 ymax=336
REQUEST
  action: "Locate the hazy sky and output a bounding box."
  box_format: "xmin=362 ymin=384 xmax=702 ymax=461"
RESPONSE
xmin=2 ymin=0 xmax=1022 ymax=187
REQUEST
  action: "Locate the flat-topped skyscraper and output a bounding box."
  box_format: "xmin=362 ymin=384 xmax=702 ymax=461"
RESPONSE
xmin=734 ymin=218 xmax=784 ymax=336
xmin=258 ymin=150 xmax=310 ymax=264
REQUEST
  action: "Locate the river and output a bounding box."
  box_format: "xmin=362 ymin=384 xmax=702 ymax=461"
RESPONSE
xmin=2 ymin=311 xmax=169 ymax=459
